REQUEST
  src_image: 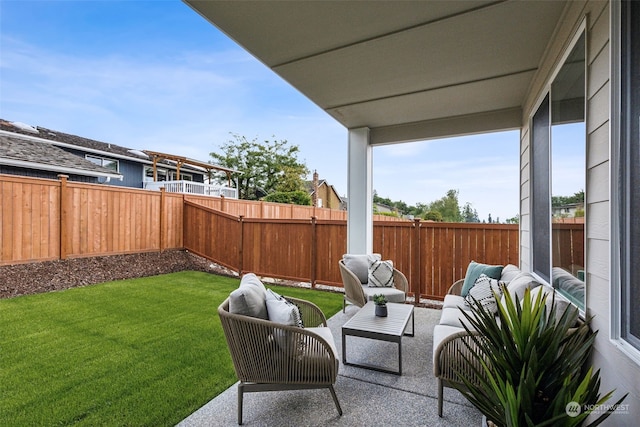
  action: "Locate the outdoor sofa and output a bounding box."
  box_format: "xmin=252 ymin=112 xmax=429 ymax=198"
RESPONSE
xmin=433 ymin=262 xmax=582 ymax=416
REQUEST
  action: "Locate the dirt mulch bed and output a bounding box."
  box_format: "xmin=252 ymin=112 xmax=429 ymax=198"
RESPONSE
xmin=0 ymin=250 xmax=238 ymax=299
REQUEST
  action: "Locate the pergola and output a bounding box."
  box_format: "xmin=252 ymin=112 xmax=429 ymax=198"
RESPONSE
xmin=142 ymin=149 xmax=236 ymax=186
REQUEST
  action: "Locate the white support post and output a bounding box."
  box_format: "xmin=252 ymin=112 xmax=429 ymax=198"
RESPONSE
xmin=347 ymin=127 xmax=373 ymax=254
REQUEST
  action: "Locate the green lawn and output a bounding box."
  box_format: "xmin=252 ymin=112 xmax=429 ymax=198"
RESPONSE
xmin=0 ymin=271 xmax=343 ymax=426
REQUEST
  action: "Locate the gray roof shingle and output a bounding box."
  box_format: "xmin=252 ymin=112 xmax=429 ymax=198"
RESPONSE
xmin=0 ymin=134 xmax=123 ymax=178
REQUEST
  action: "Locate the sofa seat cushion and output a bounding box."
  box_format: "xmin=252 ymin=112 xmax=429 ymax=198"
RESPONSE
xmin=306 ymin=326 xmax=338 ymax=359
xmin=433 ymin=324 xmax=466 ymax=366
xmin=438 ymin=307 xmax=479 ymax=331
xmin=362 ymin=285 xmax=405 ymax=303
xmin=442 ymin=294 xmax=467 ymax=310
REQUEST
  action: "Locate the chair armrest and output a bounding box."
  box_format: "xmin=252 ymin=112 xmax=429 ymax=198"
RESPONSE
xmin=392 ymin=268 xmax=409 ymax=293
xmin=285 ymin=296 xmax=328 ymax=327
xmin=447 ymin=279 xmax=465 ymax=296
xmin=339 ymin=260 xmax=367 ymax=308
xmin=433 ymin=329 xmax=485 ymax=384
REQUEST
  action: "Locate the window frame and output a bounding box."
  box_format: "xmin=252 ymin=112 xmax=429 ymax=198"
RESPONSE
xmin=611 ymin=0 xmax=640 ymax=364
xmin=529 ymin=22 xmax=587 ymax=316
xmin=85 ymin=154 xmax=119 ymax=172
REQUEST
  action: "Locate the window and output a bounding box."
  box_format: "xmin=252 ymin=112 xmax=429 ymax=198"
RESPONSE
xmin=617 ymin=0 xmax=640 ymax=352
xmin=170 ymin=171 xmax=192 ymax=181
xmin=86 ymin=155 xmax=119 ymax=172
xmin=530 ymin=28 xmax=586 ymax=312
xmin=144 ymin=166 xmax=167 ymax=182
xmin=531 ymin=94 xmax=551 ymax=285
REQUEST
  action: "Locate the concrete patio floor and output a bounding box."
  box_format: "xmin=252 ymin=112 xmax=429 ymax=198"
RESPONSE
xmin=177 ymin=305 xmax=482 ymax=427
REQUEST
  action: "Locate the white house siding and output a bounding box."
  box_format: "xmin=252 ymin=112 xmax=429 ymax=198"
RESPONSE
xmin=520 ymin=1 xmax=639 ymax=424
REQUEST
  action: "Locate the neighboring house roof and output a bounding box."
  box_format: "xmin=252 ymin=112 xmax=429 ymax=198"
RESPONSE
xmin=0 ymin=119 xmax=229 ymax=175
xmin=303 ymin=178 xmax=341 ymax=198
xmin=0 ymin=134 xmax=123 ymax=180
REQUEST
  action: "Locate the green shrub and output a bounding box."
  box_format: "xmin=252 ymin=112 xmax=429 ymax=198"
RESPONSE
xmin=263 ymin=190 xmax=311 ymax=205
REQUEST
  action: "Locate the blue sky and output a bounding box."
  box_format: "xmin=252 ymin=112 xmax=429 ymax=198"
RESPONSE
xmin=0 ymin=0 xmax=524 ymax=221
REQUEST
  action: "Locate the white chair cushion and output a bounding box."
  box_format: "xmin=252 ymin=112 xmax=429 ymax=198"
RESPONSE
xmin=362 ymin=285 xmax=405 ymax=303
xmin=306 ymin=326 xmax=338 ymax=359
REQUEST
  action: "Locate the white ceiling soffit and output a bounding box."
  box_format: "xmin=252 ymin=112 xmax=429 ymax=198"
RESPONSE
xmin=184 ymin=0 xmax=567 ymax=144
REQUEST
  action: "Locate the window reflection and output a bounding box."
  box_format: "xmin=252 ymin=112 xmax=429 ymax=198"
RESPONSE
xmin=551 ymin=33 xmax=585 ymax=311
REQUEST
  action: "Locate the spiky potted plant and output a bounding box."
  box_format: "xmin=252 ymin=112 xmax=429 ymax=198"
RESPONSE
xmin=452 ymin=287 xmax=627 ymax=427
xmin=373 ymin=293 xmax=387 ymax=317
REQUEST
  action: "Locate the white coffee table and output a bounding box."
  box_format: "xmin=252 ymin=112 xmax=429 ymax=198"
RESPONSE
xmin=341 ymin=301 xmax=414 ymax=375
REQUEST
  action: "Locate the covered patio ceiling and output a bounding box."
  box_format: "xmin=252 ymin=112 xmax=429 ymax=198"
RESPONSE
xmin=184 ymin=0 xmax=567 ymax=145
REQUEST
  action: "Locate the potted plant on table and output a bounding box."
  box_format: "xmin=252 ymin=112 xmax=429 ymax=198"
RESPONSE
xmin=373 ymin=294 xmax=387 ymax=317
xmin=452 ymin=287 xmax=627 ymax=427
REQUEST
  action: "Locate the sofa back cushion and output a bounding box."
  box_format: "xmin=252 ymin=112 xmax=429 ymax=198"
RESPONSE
xmin=500 ymin=264 xmax=521 ymax=283
xmin=502 ymin=271 xmax=540 ymax=303
xmin=461 ymin=261 xmax=504 ymax=296
xmin=342 ymin=253 xmax=381 ymax=284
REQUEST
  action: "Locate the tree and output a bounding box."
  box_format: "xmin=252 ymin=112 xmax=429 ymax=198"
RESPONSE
xmin=210 ymin=134 xmax=308 ymax=200
xmin=425 ymin=189 xmax=463 ymax=222
xmin=263 ymin=190 xmax=311 ymax=205
xmin=462 ymin=202 xmax=480 ymax=223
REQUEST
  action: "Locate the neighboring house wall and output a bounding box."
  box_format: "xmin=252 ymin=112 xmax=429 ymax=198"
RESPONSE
xmin=316 ymin=182 xmax=342 ymax=209
xmin=520 ymin=1 xmax=639 ymax=423
xmin=0 ymin=165 xmax=97 ymax=183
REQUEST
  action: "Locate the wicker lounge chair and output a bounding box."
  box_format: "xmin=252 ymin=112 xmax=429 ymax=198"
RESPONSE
xmin=218 ymin=296 xmax=342 ymax=424
xmin=338 ymin=256 xmax=408 ymax=312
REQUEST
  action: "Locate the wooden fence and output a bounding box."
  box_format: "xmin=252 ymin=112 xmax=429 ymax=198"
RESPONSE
xmin=184 ymin=201 xmax=521 ymax=301
xmin=0 ymin=174 xmax=400 ymax=265
xmin=183 ymin=194 xmax=405 ymax=221
xmin=1 ymin=174 xmax=184 ymax=264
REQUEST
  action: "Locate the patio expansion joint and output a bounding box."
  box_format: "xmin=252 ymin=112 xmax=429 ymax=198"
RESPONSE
xmin=337 ymin=372 xmax=475 ymax=409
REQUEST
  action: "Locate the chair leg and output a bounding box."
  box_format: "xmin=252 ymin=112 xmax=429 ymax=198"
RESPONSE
xmin=437 ymin=378 xmax=443 ymax=417
xmin=238 ymin=383 xmax=244 ymax=425
xmin=329 ymin=385 xmax=343 ymax=416
xmin=343 ymin=296 xmax=346 ymax=313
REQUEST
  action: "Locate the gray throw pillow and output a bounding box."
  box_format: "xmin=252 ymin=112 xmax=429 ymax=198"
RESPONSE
xmin=343 ymin=253 xmax=381 ymax=284
xmin=228 ymin=273 xmax=268 ymax=319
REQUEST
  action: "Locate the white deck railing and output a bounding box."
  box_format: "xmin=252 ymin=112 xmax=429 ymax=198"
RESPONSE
xmin=144 ymin=180 xmax=238 ymax=198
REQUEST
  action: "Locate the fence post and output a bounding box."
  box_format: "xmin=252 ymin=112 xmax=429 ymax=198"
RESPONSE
xmin=58 ymin=174 xmax=69 ymax=260
xmin=310 ymin=216 xmax=317 ymax=288
xmin=220 ymin=194 xmax=225 ymax=212
xmin=413 ymin=218 xmax=422 ymax=306
xmin=238 ymin=215 xmax=244 ymax=275
xmin=159 ymin=188 xmax=166 ymax=251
